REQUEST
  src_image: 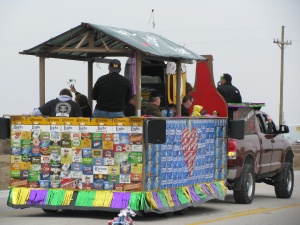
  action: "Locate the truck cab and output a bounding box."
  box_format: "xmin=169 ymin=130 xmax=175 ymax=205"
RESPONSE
xmin=226 ymin=105 xmax=293 ymax=204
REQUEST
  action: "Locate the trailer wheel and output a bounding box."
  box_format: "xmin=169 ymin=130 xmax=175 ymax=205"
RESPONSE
xmin=42 ymin=209 xmax=59 ymax=213
xmin=163 ymin=211 xmax=174 ymax=217
xmin=176 ymin=207 xmax=189 ymax=215
xmin=233 ymin=164 xmax=255 ymax=204
xmin=274 ymin=162 xmax=294 ymax=198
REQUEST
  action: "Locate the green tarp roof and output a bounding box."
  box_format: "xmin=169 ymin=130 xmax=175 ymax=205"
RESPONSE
xmin=20 ymin=22 xmax=206 ymax=62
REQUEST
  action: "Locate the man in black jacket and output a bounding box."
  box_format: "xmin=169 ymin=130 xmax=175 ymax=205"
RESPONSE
xmin=217 ymin=73 xmax=242 ymax=103
xmin=217 ymin=73 xmax=242 ymax=119
xmin=92 ymin=59 xmax=132 ymax=118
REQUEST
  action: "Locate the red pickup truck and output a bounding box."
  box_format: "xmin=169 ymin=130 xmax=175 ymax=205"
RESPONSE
xmin=226 ymin=105 xmax=294 ymax=204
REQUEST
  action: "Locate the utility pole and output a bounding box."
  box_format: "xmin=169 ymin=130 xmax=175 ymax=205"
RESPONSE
xmin=273 ymin=26 xmax=292 ymax=125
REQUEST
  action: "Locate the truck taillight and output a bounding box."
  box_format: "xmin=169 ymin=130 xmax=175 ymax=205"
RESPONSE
xmin=228 ymin=139 xmax=237 ymax=159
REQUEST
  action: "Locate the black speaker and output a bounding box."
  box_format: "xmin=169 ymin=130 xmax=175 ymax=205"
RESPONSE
xmin=146 ymin=120 xmax=166 ymax=144
xmin=228 ymin=119 xmax=245 ymax=140
xmin=0 ymin=118 xmax=10 ymax=139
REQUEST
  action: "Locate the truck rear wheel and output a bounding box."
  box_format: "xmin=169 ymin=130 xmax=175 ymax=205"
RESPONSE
xmin=274 ymin=162 xmax=294 ymax=198
xmin=233 ymin=164 xmax=255 ymax=204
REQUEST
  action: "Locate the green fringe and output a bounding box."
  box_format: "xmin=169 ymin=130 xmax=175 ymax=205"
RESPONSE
xmin=75 ymin=190 xmax=96 ymax=207
xmin=158 ymin=190 xmax=169 ymax=208
xmin=176 ymin=188 xmax=189 ymax=204
xmin=129 ymin=192 xmax=144 ymax=211
xmin=194 ymin=185 xmax=207 ymax=200
xmin=46 ymin=189 xmax=66 ymax=206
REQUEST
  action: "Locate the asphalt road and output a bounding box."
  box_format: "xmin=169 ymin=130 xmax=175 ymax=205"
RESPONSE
xmin=1 ymin=171 xmax=299 ymax=225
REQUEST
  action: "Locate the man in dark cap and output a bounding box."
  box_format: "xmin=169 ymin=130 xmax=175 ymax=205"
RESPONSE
xmin=142 ymin=91 xmax=162 ymax=117
xmin=217 ymin=73 xmax=242 ymax=103
xmin=92 ymin=59 xmax=132 ymax=118
xmin=30 ymin=88 xmax=82 ymax=117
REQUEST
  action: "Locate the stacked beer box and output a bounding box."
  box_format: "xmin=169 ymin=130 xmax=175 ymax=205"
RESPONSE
xmin=10 ymin=116 xmax=144 ymax=191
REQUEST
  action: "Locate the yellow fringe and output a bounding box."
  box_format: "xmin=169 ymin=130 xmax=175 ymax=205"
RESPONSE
xmin=62 ymin=190 xmax=74 ymax=205
xmin=93 ymin=191 xmax=113 ymax=207
xmin=220 ymin=181 xmax=227 ymax=194
xmin=206 ymin=183 xmax=217 ymax=197
xmin=12 ymin=188 xmax=30 ymax=205
xmin=182 ymin=186 xmax=193 ymax=203
xmin=163 ymin=189 xmax=174 ymax=207
xmin=146 ymin=192 xmax=158 ymax=210
xmin=195 ymin=184 xmax=205 ymax=195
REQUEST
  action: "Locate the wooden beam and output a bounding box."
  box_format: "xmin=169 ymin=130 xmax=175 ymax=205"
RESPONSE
xmin=39 ymin=57 xmax=45 ymax=106
xmin=58 ymin=32 xmax=89 ymax=51
xmin=135 ymin=52 xmax=142 ymax=115
xmin=88 ymin=62 xmax=93 ymax=111
xmin=46 ymin=47 xmax=129 ymax=53
xmin=75 ymin=33 xmax=89 ymax=49
xmin=88 ymin=30 xmax=94 ymax=112
xmin=36 ymin=52 xmax=129 ymax=61
xmin=99 ymin=32 xmax=109 ymax=51
xmin=89 ymin=30 xmax=94 ymax=47
xmin=176 ymin=60 xmax=181 ymax=116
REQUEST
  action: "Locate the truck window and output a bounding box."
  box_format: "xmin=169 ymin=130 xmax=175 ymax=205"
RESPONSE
xmin=257 ymin=114 xmax=274 ymax=134
xmin=256 ymin=115 xmax=265 ymax=133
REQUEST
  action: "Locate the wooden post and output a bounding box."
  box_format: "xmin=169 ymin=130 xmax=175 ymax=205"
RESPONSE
xmin=39 ymin=56 xmax=45 ymax=106
xmin=135 ymin=52 xmax=142 ymax=115
xmin=88 ymin=29 xmax=94 ymax=111
xmin=176 ymin=60 xmax=181 ymax=115
xmin=88 ymin=62 xmax=93 ymax=110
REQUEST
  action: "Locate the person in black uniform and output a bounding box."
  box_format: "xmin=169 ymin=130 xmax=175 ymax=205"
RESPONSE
xmin=217 ymin=73 xmax=242 ymax=119
xmin=92 ymin=59 xmax=132 ymax=118
xmin=30 ymin=88 xmax=82 ymax=117
xmin=69 ymin=84 xmax=92 ymax=117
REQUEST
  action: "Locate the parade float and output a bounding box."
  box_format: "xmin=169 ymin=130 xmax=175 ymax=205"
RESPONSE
xmin=6 ymin=23 xmax=230 ymax=215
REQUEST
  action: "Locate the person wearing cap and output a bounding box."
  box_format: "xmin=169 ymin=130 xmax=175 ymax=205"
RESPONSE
xmin=181 ymin=95 xmax=194 ymax=116
xmin=142 ymin=91 xmax=162 ymax=117
xmin=217 ymin=73 xmax=242 ymax=103
xmin=92 ymin=59 xmax=132 ymax=118
xmin=30 ymin=88 xmax=82 ymax=117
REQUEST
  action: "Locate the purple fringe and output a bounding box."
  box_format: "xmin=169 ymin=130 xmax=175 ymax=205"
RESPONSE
xmin=27 ymin=190 xmax=48 ymax=205
xmin=170 ymin=189 xmax=181 ymax=206
xmin=152 ymin=192 xmax=163 ymax=208
xmin=111 ymin=192 xmax=131 ymax=209
xmin=201 ymin=183 xmax=211 ymax=195
xmin=188 ymin=186 xmax=200 ymax=202
xmin=210 ymin=183 xmax=220 ymax=197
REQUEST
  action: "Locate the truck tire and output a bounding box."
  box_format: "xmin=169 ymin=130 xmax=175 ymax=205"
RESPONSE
xmin=274 ymin=162 xmax=294 ymax=198
xmin=233 ymin=164 xmax=255 ymax=204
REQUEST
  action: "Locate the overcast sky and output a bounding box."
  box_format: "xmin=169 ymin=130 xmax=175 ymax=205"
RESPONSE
xmin=0 ymin=0 xmax=299 ymax=125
